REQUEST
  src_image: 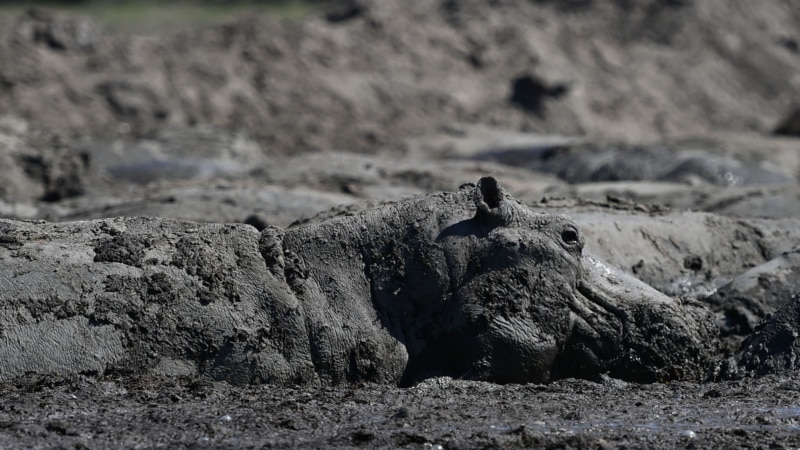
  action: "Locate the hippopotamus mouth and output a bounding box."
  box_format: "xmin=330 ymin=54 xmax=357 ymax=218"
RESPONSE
xmin=576 ymin=254 xmax=636 ymax=324
xmin=562 ymin=253 xmax=718 ymax=383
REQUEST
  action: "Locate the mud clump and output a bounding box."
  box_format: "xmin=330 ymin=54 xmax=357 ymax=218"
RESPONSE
xmin=717 ymin=291 xmax=800 ymax=380
xmin=509 ymin=74 xmax=569 ymax=117
xmin=93 ymin=233 xmax=148 ymax=266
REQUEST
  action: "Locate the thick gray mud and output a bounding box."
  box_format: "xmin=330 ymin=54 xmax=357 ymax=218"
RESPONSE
xmin=2 ymin=1 xmax=800 ymax=448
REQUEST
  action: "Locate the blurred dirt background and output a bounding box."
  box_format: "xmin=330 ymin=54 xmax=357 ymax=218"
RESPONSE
xmin=2 ymin=0 xmax=800 ymax=448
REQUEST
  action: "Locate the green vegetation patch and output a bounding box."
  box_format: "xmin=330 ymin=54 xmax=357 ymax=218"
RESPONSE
xmin=0 ymin=0 xmax=323 ymax=30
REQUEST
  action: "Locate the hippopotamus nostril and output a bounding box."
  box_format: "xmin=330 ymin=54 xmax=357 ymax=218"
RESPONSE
xmin=561 ymin=226 xmax=580 ymax=246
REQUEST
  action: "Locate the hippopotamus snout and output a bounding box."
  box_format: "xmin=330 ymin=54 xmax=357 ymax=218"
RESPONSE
xmin=563 ymin=253 xmax=720 ymax=382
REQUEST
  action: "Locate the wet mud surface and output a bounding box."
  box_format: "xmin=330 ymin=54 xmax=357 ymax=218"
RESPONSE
xmin=2 ymin=0 xmax=800 ymax=448
xmin=3 ymin=374 xmax=800 ymax=449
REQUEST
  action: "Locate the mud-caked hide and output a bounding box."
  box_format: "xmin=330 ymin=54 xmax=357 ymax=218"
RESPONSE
xmin=0 ymin=177 xmax=719 ymax=385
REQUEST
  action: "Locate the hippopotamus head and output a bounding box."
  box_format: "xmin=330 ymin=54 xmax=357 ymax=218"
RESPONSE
xmin=397 ymin=177 xmax=718 ymax=385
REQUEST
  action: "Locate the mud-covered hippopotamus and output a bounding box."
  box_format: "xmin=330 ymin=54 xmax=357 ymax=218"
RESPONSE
xmin=0 ymin=177 xmax=718 ymax=385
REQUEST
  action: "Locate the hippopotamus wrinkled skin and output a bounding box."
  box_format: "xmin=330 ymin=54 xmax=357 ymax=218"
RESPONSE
xmin=0 ymin=177 xmax=718 ymax=385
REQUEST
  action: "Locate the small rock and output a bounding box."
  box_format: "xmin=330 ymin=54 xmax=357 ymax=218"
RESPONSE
xmin=680 ymin=430 xmax=697 ymax=439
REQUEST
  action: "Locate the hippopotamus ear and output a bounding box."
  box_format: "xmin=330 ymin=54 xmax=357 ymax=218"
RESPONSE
xmin=474 ymin=176 xmax=510 ymax=226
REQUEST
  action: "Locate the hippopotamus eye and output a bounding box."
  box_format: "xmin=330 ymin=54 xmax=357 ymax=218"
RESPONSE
xmin=561 ymin=227 xmax=580 ymax=245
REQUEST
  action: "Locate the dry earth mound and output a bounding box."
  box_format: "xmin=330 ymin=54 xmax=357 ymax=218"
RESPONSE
xmin=2 ymin=0 xmax=799 ymax=154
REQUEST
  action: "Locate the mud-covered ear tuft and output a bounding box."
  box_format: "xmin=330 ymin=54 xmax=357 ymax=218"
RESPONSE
xmin=478 ymin=177 xmax=502 ymax=209
xmin=474 ymin=176 xmax=508 ymax=225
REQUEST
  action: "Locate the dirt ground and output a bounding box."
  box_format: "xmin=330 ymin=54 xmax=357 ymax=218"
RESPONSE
xmin=2 ymin=0 xmax=800 ymax=448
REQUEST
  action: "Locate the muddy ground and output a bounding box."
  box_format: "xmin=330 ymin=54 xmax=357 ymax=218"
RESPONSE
xmin=2 ymin=0 xmax=800 ymax=448
xmin=3 ymin=373 xmax=800 ymax=449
